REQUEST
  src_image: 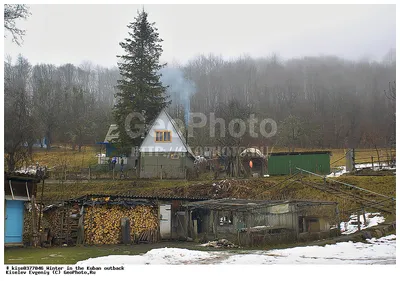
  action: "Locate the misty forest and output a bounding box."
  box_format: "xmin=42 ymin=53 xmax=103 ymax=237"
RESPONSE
xmin=4 ymin=6 xmax=396 ymax=171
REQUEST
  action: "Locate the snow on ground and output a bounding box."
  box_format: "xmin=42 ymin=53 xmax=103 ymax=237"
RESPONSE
xmin=340 ymin=212 xmax=385 ymax=235
xmin=327 ymin=166 xmax=347 ymax=177
xmin=221 ymin=235 xmax=396 ymax=264
xmin=355 ymin=163 xmax=396 ymax=170
xmin=76 ymin=248 xmax=217 ymax=265
xmin=327 ymin=162 xmax=396 ymax=178
xmin=76 ymin=235 xmax=395 ymax=265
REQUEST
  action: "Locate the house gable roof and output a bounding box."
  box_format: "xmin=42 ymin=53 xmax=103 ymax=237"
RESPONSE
xmin=139 ymin=108 xmax=195 ymax=158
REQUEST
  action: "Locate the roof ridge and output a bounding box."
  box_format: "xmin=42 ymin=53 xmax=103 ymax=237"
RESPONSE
xmin=163 ymin=109 xmax=195 ymax=158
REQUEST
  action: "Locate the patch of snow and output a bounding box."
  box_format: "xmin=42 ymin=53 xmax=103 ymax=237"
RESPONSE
xmin=14 ymin=166 xmax=38 ymax=175
xmin=367 ymin=234 xmax=396 ymax=243
xmin=76 ymin=247 xmax=216 ymax=265
xmin=252 ymin=225 xmax=271 ymax=229
xmin=327 ymin=166 xmax=347 ymax=178
xmin=355 ymin=162 xmax=396 ymax=171
xmin=340 ymin=212 xmax=385 ymax=235
xmin=221 ymin=235 xmax=396 ymax=264
xmin=77 ymin=235 xmax=396 ymax=265
xmin=327 ymin=162 xmax=396 ymax=178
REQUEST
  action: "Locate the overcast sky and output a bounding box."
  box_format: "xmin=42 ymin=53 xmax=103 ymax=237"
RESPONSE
xmin=3 ymin=4 xmax=396 ymax=67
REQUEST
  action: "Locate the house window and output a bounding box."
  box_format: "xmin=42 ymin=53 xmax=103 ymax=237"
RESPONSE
xmin=155 ymin=130 xmax=172 ymax=142
xmin=156 ymin=131 xmax=163 ymax=142
xmin=164 ymin=131 xmax=171 ymax=142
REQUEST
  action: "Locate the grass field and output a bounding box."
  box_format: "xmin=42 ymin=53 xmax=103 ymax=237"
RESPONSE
xmin=28 ymin=145 xmax=395 ymax=171
xmin=3 ymin=242 xmax=201 ymax=264
xmin=29 ymin=145 xmax=98 ymax=170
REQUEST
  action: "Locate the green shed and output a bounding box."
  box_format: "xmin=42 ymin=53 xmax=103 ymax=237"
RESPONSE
xmin=267 ymin=151 xmax=331 ymax=176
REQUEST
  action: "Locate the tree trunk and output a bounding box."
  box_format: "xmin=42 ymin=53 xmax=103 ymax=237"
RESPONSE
xmin=7 ymin=152 xmax=15 ymax=172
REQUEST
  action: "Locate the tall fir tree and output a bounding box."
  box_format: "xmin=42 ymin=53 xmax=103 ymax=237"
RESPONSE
xmin=113 ymin=9 xmax=170 ymax=152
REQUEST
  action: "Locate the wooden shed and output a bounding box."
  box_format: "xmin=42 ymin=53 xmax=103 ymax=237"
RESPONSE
xmin=184 ymin=198 xmax=339 ymax=246
xmin=42 ymin=194 xmax=208 ymax=245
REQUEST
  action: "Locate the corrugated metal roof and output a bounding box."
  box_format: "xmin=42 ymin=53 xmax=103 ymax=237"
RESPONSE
xmin=84 ymin=193 xmax=209 ymax=201
xmin=43 ymin=193 xmax=210 ymax=212
xmin=4 ymin=172 xmax=42 ymax=182
xmin=184 ymin=198 xmax=337 ymax=211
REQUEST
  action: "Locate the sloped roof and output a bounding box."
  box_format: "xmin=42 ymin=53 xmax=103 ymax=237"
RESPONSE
xmin=5 ymin=172 xmax=42 ymax=182
xmin=103 ymin=109 xmax=195 ymax=158
xmin=140 ymin=108 xmax=195 ymax=159
xmin=184 ymin=198 xmax=337 ymax=211
xmin=240 ymin=148 xmax=265 ymax=158
xmin=165 ymin=110 xmax=195 ymax=158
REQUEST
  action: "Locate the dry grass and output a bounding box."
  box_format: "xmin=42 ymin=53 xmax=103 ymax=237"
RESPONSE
xmin=30 ymin=145 xmax=98 ymax=169
xmin=30 ymin=145 xmax=395 ymax=171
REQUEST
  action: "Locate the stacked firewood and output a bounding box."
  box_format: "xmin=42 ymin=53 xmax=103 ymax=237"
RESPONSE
xmin=42 ymin=208 xmax=63 ymax=238
xmin=84 ymin=204 xmax=158 ymax=245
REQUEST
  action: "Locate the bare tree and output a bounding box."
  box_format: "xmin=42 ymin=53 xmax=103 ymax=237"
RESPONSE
xmin=4 ymin=4 xmax=31 ymax=45
xmin=4 ymin=55 xmax=34 ymax=171
xmin=384 ymin=81 xmax=396 ymax=101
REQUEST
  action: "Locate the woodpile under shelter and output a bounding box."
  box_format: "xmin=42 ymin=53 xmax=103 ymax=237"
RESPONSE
xmin=184 ymin=198 xmax=339 ymax=247
xmin=42 ymin=194 xmax=208 ymax=246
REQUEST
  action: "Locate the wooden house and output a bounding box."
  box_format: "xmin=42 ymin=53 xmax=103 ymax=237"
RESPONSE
xmin=139 ymin=109 xmax=195 ymax=179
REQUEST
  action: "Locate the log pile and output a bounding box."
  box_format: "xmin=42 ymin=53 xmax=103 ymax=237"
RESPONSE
xmin=42 ymin=204 xmax=81 ymax=245
xmin=23 ymin=209 xmax=33 ymax=243
xmin=42 ymin=208 xmax=62 ymax=237
xmin=23 ymin=202 xmax=39 ymax=244
xmin=84 ymin=204 xmax=158 ymax=245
